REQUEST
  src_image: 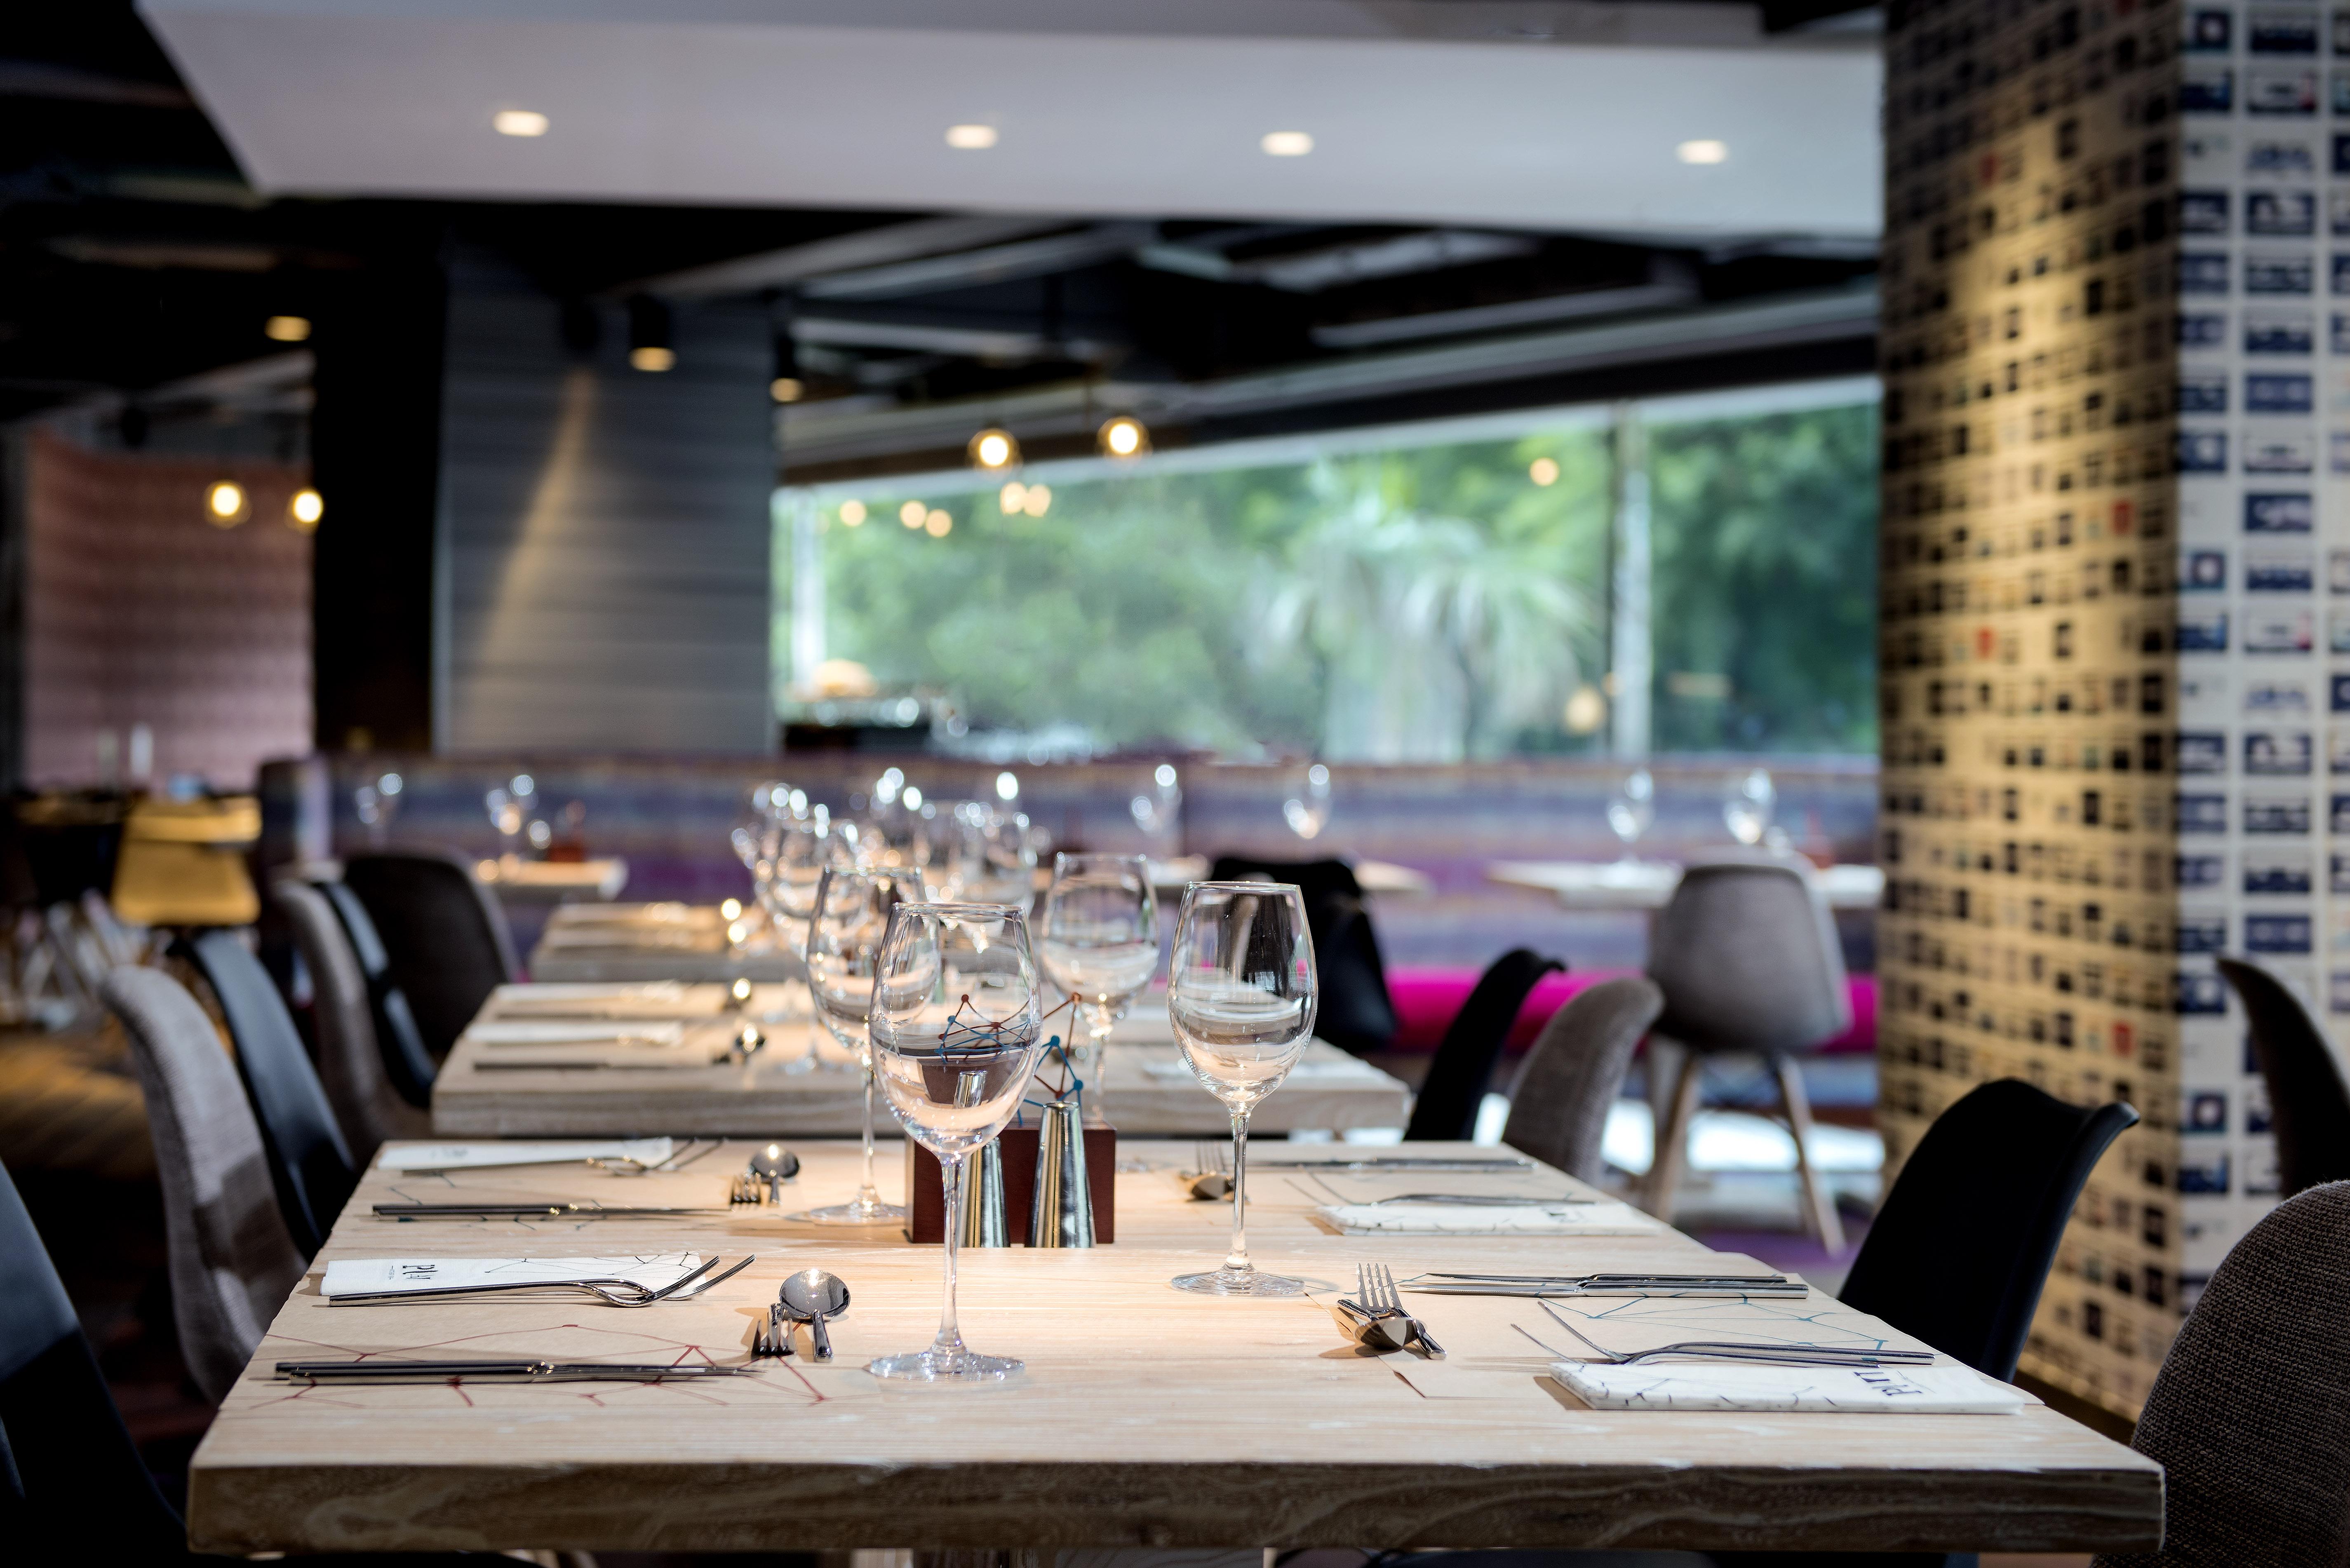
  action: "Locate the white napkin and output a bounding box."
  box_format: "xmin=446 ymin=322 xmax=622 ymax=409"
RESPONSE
xmin=1316 ymin=1200 xmax=1657 ymax=1235
xmin=1551 ymin=1359 xmax=2034 ymax=1414
xmin=322 ymin=1253 xmax=703 ymax=1299
xmin=375 ymin=1138 xmax=674 ymax=1171
xmin=468 ymin=1021 xmax=686 ymax=1047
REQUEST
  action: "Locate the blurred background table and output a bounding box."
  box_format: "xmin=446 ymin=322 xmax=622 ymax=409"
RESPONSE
xmin=474 ymin=855 xmax=630 ymax=904
xmin=527 ymin=902 xmax=803 ymax=981
xmin=1488 ymin=858 xmax=1883 ymax=912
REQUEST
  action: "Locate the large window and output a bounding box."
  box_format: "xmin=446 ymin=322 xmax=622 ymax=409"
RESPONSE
xmin=774 ymin=379 xmax=1878 ymax=762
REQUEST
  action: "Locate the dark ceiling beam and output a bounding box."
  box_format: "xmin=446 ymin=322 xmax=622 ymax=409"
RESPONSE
xmin=630 ymin=214 xmax=1080 ymax=300
xmin=1760 ymin=0 xmax=1882 ymax=31
xmin=800 ymin=222 xmax=1156 ymax=301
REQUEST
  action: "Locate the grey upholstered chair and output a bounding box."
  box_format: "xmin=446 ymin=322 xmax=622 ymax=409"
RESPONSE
xmin=1644 ymin=858 xmax=1852 ymax=1249
xmin=99 ymin=965 xmax=304 ymax=1404
xmin=1501 ymin=977 xmax=1663 ymax=1184
xmin=2093 ymin=1180 xmax=2350 ymax=1567
xmin=274 ymin=878 xmax=429 ymax=1156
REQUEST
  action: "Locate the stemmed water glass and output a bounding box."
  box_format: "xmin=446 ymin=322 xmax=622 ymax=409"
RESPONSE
xmin=1037 ymin=853 xmax=1159 ymax=1115
xmin=1607 ymin=767 xmax=1655 ymax=861
xmin=866 ymin=902 xmax=1046 ymax=1380
xmin=1129 ymin=763 xmax=1182 ymax=837
xmin=945 ymin=803 xmax=1037 ymax=913
xmin=1723 ymin=767 xmax=1775 ymax=846
xmin=1167 ymin=881 xmax=1318 ymax=1297
xmin=1282 ymin=763 xmax=1332 ymax=841
xmin=804 ymin=865 xmax=925 ymax=1224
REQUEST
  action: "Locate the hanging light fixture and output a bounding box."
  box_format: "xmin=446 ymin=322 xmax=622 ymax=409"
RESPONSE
xmin=626 ymin=295 xmax=675 ymax=372
xmin=287 ymin=488 xmax=324 ymax=532
xmin=204 ymin=480 xmax=249 ymax=528
xmin=1097 ymin=415 xmax=1150 ymax=458
xmin=968 ymin=427 xmax=1019 ymax=469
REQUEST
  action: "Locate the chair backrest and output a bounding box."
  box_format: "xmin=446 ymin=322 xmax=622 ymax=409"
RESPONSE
xmin=272 ymin=879 xmax=429 ymax=1156
xmin=0 ymin=1157 xmax=188 ymax=1554
xmin=1405 ymin=949 xmax=1566 ymax=1141
xmin=1208 ymin=856 xmax=1398 ymax=1054
xmin=1647 ymin=859 xmax=1850 ymax=1056
xmin=183 ymin=928 xmax=355 ymax=1260
xmin=98 ymin=966 xmax=304 ymax=1404
xmin=343 ymin=850 xmax=521 ymax=1061
xmin=318 ymin=877 xmax=437 ymax=1106
xmin=2093 ymin=1181 xmax=2350 ymax=1568
xmin=1501 ymin=977 xmax=1663 ymax=1183
xmin=2216 ymin=957 xmax=2350 ymax=1197
xmin=1840 ymin=1078 xmax=2138 ymax=1380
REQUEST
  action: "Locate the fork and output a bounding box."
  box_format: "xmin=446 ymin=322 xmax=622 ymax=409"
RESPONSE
xmin=1352 ymin=1262 xmax=1445 ymax=1358
xmin=750 ymin=1303 xmax=794 ymax=1359
xmin=329 ymin=1254 xmax=753 ymax=1309
xmin=1524 ymin=1297 xmax=1932 ymax=1368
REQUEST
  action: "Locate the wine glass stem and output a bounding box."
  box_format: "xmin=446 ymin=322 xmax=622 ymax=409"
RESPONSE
xmin=856 ymin=1066 xmax=880 ymax=1205
xmin=1224 ymin=1108 xmax=1252 ymax=1273
xmin=934 ymin=1150 xmax=968 ymax=1355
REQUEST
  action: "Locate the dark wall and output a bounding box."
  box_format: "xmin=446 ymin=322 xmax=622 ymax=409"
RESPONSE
xmin=310 ymin=247 xmax=446 ymax=753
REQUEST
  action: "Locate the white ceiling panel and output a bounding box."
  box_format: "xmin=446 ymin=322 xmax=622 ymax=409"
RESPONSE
xmin=141 ymin=0 xmax=1881 ymax=238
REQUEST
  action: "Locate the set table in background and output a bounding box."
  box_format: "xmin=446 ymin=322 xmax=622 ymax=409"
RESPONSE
xmin=1488 ymin=858 xmax=1884 ymax=911
xmin=433 ymin=981 xmax=1412 ymax=1138
xmin=185 ymin=1138 xmax=2158 ymax=1557
xmin=527 ymin=902 xmax=806 ymax=982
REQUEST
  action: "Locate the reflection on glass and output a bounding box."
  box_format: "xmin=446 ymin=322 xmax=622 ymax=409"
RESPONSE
xmin=1724 ymin=767 xmax=1775 ymax=847
xmin=867 ymin=902 xmax=1045 ymax=1380
xmin=1607 ymin=767 xmax=1655 ymax=859
xmin=1129 ymin=763 xmax=1182 ymax=837
xmin=1167 ymin=881 xmax=1318 ymax=1298
xmin=804 ymin=865 xmax=924 ymax=1224
xmin=1282 ymin=763 xmax=1332 ymax=841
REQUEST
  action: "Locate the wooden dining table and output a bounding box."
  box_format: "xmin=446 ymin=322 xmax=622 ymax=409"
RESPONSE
xmin=432 ymin=983 xmax=1415 ymax=1138
xmin=185 ymin=1138 xmax=2160 ymax=1557
xmin=528 ymin=902 xmax=806 ymax=982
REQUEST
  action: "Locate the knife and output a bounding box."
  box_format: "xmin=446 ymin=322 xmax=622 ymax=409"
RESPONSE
xmin=1411 ymin=1271 xmax=1807 ymax=1297
xmin=277 ymin=1359 xmax=752 ymax=1383
xmin=371 ymin=1203 xmax=732 ymax=1219
xmin=1254 ymin=1157 xmax=1535 ymax=1172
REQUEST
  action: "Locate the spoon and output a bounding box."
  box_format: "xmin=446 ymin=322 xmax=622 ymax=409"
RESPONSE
xmin=778 ymin=1268 xmax=849 ymax=1360
xmin=716 ymin=1021 xmax=766 ymax=1065
xmin=748 ymin=1143 xmax=799 ymax=1204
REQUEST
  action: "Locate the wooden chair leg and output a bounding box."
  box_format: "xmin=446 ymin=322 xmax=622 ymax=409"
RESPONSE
xmin=1772 ymin=1054 xmax=1845 ymax=1253
xmin=1643 ymin=1046 xmax=1704 ymax=1223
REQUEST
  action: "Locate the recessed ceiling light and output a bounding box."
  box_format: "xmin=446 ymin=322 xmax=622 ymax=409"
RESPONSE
xmin=493 ymin=109 xmax=549 ymax=138
xmin=946 ymin=124 xmax=998 ymax=150
xmin=1260 ymin=130 xmax=1314 ymax=157
xmin=968 ymin=427 xmax=1019 ymax=469
xmin=1677 ymin=139 xmax=1728 ymax=164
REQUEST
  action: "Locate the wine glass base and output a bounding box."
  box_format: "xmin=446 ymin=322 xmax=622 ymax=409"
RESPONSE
xmin=1170 ymin=1267 xmax=1305 ymax=1298
xmin=867 ymin=1349 xmax=1022 ymax=1381
xmin=804 ymin=1198 xmax=907 ymax=1225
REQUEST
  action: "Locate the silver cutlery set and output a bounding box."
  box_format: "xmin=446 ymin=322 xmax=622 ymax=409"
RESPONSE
xmin=1335 ymin=1262 xmax=1445 ymax=1358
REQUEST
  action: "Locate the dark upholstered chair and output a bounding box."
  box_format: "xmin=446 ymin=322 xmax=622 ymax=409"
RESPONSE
xmin=1405 ymin=949 xmax=1566 ymax=1141
xmin=1501 ymin=976 xmax=1662 ymax=1183
xmin=0 ymin=1156 xmax=194 ymax=1557
xmin=343 ymin=850 xmax=521 ymax=1062
xmin=274 ymin=879 xmax=430 ymax=1156
xmin=182 ymin=928 xmax=357 ymax=1260
xmin=2093 ymin=1181 xmax=2350 ymax=1567
xmin=1209 ymin=855 xmax=1398 ymax=1055
xmin=2216 ymin=957 xmax=2350 ymax=1197
xmin=1645 ymin=859 xmax=1852 ymax=1248
xmin=319 ymin=876 xmax=438 ymax=1106
xmin=99 ymin=966 xmax=304 ymax=1404
xmin=1842 ymin=1078 xmax=2138 ymax=1380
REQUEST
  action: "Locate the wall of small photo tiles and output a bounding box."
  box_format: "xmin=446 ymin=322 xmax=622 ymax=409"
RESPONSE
xmin=1880 ymin=0 xmax=2187 ymax=1420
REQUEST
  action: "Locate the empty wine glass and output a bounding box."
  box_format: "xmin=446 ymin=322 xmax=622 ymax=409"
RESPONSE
xmin=1167 ymin=881 xmax=1318 ymax=1297
xmin=1282 ymin=763 xmax=1332 ymax=840
xmin=1037 ymin=853 xmax=1159 ymax=1117
xmin=355 ymin=770 xmax=403 ymax=846
xmin=1723 ymin=767 xmax=1775 ymax=847
xmin=867 ymin=902 xmax=1046 ymax=1380
xmin=766 ymin=805 xmax=842 ymax=957
xmin=1129 ymin=763 xmax=1182 ymax=837
xmin=944 ymin=803 xmax=1037 ymax=912
xmin=1606 ymin=767 xmax=1655 ymax=860
xmin=804 ymin=865 xmax=926 ymax=1225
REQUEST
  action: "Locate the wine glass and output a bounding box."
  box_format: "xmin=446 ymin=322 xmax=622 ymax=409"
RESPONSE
xmin=1723 ymin=767 xmax=1775 ymax=846
xmin=1037 ymin=853 xmax=1160 ymax=1116
xmin=766 ymin=805 xmax=841 ymax=959
xmin=804 ymin=865 xmax=926 ymax=1224
xmin=945 ymin=803 xmax=1038 ymax=912
xmin=1167 ymin=881 xmax=1318 ymax=1297
xmin=1282 ymin=763 xmax=1332 ymax=841
xmin=1606 ymin=767 xmax=1655 ymax=861
xmin=866 ymin=902 xmax=1046 ymax=1380
xmin=1129 ymin=763 xmax=1182 ymax=837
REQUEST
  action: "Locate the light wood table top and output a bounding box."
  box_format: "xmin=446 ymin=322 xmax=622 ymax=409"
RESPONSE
xmin=186 ymin=1139 xmax=2158 ymax=1557
xmin=476 ymin=855 xmax=631 ymax=903
xmin=1488 ymin=858 xmax=1885 ymax=911
xmin=528 ymin=902 xmax=806 ymax=982
xmin=431 ymin=984 xmax=1412 ymax=1138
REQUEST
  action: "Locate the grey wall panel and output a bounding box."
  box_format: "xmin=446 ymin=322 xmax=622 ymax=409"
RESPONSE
xmin=438 ymin=264 xmax=775 ymax=754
